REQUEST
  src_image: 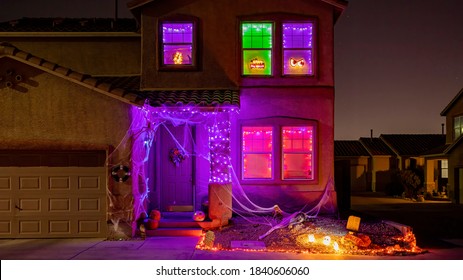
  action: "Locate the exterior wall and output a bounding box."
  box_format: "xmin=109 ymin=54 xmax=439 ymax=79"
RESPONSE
xmin=448 ymin=147 xmax=463 ymax=203
xmin=445 ymin=97 xmax=463 ymax=144
xmin=343 ymin=157 xmax=368 ymax=192
xmin=371 ymin=156 xmax=392 ymax=193
xmin=0 ymin=58 xmax=131 ymax=149
xmin=0 ymin=58 xmax=133 ymax=233
xmin=0 ymin=37 xmax=141 ymax=75
xmin=232 ymin=87 xmax=334 ymax=212
xmin=140 ymin=0 xmax=334 ymax=89
xmin=425 ymin=159 xmax=438 ymax=193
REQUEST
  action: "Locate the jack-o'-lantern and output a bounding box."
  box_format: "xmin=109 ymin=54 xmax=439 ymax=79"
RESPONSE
xmin=193 ymin=211 xmax=206 ymax=222
xmin=150 ymin=210 xmax=161 ymax=221
xmin=145 ymin=218 xmax=159 ymax=230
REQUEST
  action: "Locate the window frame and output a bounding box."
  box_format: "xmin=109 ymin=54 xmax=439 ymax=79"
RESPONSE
xmin=281 ymin=21 xmax=315 ymax=76
xmin=454 ymin=115 xmax=463 ymax=140
xmin=240 ymin=21 xmax=274 ymax=77
xmin=239 ymin=117 xmax=318 ymax=185
xmin=239 ymin=14 xmax=317 ymax=78
xmin=158 ymin=15 xmax=199 ymax=71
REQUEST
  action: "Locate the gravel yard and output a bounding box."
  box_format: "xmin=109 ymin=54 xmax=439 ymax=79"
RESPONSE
xmin=198 ymin=215 xmax=427 ymax=256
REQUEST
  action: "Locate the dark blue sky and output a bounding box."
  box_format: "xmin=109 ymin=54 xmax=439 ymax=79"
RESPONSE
xmin=1 ymin=0 xmax=462 ymax=140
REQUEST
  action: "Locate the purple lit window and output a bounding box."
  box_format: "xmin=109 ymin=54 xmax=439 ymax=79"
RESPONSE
xmin=282 ymin=22 xmax=313 ymax=75
xmin=242 ymin=127 xmax=273 ymax=179
xmin=282 ymin=126 xmax=314 ymax=180
xmin=162 ymin=23 xmax=194 ymax=66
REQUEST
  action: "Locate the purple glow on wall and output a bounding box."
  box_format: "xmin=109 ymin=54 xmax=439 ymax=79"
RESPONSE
xmin=162 ymin=23 xmax=193 ymax=65
xmin=242 ymin=127 xmax=273 ymax=179
xmin=282 ymin=126 xmax=314 ymax=180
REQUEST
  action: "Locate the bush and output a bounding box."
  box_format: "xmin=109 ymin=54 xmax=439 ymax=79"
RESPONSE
xmin=397 ymin=168 xmax=424 ymax=199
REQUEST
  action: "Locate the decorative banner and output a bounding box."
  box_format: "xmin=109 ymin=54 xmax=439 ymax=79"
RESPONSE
xmin=250 ymin=58 xmax=265 ymax=69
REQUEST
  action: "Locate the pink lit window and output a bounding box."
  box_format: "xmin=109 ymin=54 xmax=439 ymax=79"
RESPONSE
xmin=161 ymin=22 xmax=194 ymax=66
xmin=282 ymin=126 xmax=314 ymax=180
xmin=282 ymin=22 xmax=313 ymax=75
xmin=242 ymin=127 xmax=273 ymax=179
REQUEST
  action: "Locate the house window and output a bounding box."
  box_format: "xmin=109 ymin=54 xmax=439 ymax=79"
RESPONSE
xmin=241 ymin=22 xmax=273 ymax=76
xmin=241 ymin=121 xmax=316 ymax=182
xmin=242 ymin=127 xmax=273 ymax=179
xmin=441 ymin=159 xmax=448 ymax=179
xmin=282 ymin=22 xmax=313 ymax=75
xmin=161 ymin=22 xmax=195 ymax=67
xmin=454 ymin=115 xmax=463 ymax=140
xmin=282 ymin=126 xmax=314 ymax=179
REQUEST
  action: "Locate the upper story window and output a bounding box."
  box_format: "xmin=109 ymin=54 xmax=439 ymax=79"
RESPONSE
xmin=454 ymin=115 xmax=463 ymax=140
xmin=241 ymin=22 xmax=273 ymax=76
xmin=241 ymin=18 xmax=315 ymax=77
xmin=282 ymin=22 xmax=313 ymax=75
xmin=159 ymin=18 xmax=197 ymax=70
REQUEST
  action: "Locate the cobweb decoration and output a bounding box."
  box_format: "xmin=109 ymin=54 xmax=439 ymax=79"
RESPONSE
xmin=105 ymin=103 xmax=337 ymax=238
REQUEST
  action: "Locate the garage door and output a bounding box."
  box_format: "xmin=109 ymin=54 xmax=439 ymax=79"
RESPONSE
xmin=0 ymin=151 xmax=107 ymax=238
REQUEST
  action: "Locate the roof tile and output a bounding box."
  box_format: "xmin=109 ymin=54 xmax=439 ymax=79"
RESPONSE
xmin=0 ymin=18 xmax=139 ymax=33
xmin=380 ymin=134 xmax=446 ymax=156
xmin=335 ymin=140 xmax=370 ymax=157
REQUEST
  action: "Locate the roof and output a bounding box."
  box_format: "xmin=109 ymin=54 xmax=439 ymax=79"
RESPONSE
xmin=359 ymin=137 xmax=394 ymax=156
xmin=127 ymin=0 xmax=348 ymax=23
xmin=441 ymin=87 xmax=463 ymax=116
xmin=140 ymin=90 xmax=240 ymax=108
xmin=380 ymin=134 xmax=447 ymax=157
xmin=0 ymin=18 xmax=139 ymax=33
xmin=1 ymin=42 xmax=239 ymax=109
xmin=334 ymin=140 xmax=370 ymax=157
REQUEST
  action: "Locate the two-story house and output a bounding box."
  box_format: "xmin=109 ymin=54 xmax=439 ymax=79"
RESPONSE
xmin=0 ymin=0 xmax=347 ymax=239
xmin=440 ymin=87 xmax=463 ymax=204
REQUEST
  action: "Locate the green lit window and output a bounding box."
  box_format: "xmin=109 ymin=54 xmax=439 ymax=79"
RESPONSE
xmin=241 ymin=22 xmax=273 ymax=76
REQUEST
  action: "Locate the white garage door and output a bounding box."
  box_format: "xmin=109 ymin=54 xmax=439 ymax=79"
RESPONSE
xmin=0 ymin=151 xmax=107 ymax=238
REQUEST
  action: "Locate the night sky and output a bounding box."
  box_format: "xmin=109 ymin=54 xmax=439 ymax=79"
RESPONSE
xmin=1 ymin=0 xmax=462 ymax=140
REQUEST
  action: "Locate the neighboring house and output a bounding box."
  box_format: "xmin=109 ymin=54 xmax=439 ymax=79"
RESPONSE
xmin=439 ymin=87 xmax=463 ymax=204
xmin=334 ymin=140 xmax=369 ymax=192
xmin=0 ymin=0 xmax=347 ymax=239
xmin=334 ymin=134 xmax=446 ymax=196
xmin=359 ymin=137 xmax=395 ymax=193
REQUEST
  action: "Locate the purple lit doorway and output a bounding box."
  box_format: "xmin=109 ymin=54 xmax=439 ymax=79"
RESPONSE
xmin=159 ymin=124 xmax=195 ymax=212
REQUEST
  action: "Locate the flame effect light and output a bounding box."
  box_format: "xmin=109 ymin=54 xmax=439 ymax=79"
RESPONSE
xmin=308 ymin=234 xmax=315 ymax=243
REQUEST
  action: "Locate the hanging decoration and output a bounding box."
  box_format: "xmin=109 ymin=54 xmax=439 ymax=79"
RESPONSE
xmin=111 ymin=164 xmax=131 ymax=182
xmin=290 ymin=57 xmax=305 ymax=68
xmin=250 ymin=58 xmax=265 ymax=69
xmin=169 ymin=147 xmax=185 ymax=166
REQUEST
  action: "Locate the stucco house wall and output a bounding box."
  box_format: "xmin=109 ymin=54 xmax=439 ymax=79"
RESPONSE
xmin=139 ymin=0 xmax=335 ymax=89
xmin=0 ymin=37 xmax=141 ymax=75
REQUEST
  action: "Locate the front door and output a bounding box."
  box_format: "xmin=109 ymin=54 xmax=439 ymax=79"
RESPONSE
xmin=160 ymin=124 xmax=194 ymax=212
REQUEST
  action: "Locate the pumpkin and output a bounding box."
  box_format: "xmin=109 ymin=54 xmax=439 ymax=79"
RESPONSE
xmin=193 ymin=210 xmax=206 ymax=222
xmin=145 ymin=218 xmax=159 ymax=230
xmin=150 ymin=210 xmax=162 ymax=221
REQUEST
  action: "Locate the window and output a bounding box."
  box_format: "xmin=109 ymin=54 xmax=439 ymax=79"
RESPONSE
xmin=441 ymin=159 xmax=448 ymax=179
xmin=454 ymin=115 xmax=463 ymax=140
xmin=282 ymin=22 xmax=313 ymax=75
xmin=241 ymin=19 xmax=315 ymax=77
xmin=242 ymin=127 xmax=273 ymax=179
xmin=241 ymin=121 xmax=316 ymax=182
xmin=160 ymin=21 xmax=196 ymax=68
xmin=282 ymin=126 xmax=314 ymax=179
xmin=241 ymin=22 xmax=273 ymax=76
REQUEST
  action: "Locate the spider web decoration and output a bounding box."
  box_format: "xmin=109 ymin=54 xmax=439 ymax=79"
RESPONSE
xmin=105 ymin=103 xmax=337 ymax=238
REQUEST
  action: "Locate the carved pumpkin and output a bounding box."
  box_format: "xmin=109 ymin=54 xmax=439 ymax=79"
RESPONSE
xmin=145 ymin=219 xmax=159 ymax=230
xmin=150 ymin=210 xmax=162 ymax=221
xmin=193 ymin=211 xmax=206 ymax=222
